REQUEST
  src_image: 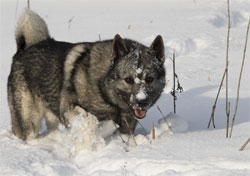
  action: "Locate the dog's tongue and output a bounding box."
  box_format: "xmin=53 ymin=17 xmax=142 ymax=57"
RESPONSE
xmin=134 ymin=109 xmax=146 ymax=119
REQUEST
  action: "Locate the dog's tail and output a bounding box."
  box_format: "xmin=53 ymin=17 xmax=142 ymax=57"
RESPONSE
xmin=15 ymin=8 xmax=50 ymax=52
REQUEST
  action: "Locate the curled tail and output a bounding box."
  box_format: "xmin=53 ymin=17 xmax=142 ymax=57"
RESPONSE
xmin=15 ymin=8 xmax=50 ymax=52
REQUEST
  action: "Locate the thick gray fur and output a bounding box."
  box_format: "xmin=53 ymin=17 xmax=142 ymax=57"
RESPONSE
xmin=8 ymin=9 xmax=166 ymax=140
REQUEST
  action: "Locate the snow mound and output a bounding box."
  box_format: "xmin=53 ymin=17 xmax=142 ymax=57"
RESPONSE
xmin=64 ymin=107 xmax=119 ymax=155
xmin=67 ymin=111 xmax=105 ymax=154
xmin=28 ymin=107 xmax=119 ymax=159
xmin=97 ymin=120 xmax=118 ymax=138
xmin=158 ymin=112 xmax=189 ymax=133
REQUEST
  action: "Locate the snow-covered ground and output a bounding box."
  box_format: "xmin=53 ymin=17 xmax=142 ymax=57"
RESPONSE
xmin=1 ymin=0 xmax=250 ymax=175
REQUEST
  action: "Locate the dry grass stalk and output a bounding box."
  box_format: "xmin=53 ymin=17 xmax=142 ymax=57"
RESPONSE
xmin=207 ymin=0 xmax=231 ymax=130
xmin=173 ymin=53 xmax=176 ymax=114
xmin=239 ymin=138 xmax=250 ymax=151
xmin=68 ymin=17 xmax=74 ymax=30
xmin=225 ymin=0 xmax=231 ymax=138
xmin=230 ymin=18 xmax=250 ymax=138
xmin=157 ymin=106 xmax=173 ymax=133
xmin=152 ymin=123 xmax=155 ymax=140
xmin=15 ymin=0 xmax=19 ymax=19
xmin=123 ymin=118 xmax=137 ymax=146
xmin=27 ymin=0 xmax=30 ymax=9
xmin=207 ymin=68 xmax=227 ymax=128
xmin=170 ymin=53 xmax=183 ymax=114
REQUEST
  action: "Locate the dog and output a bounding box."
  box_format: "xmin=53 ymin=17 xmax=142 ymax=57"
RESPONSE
xmin=7 ymin=9 xmax=166 ymax=140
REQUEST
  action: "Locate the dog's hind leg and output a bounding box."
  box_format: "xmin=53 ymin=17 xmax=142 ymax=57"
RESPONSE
xmin=8 ymin=81 xmax=43 ymax=140
xmin=8 ymin=86 xmax=23 ymax=139
xmin=45 ymin=110 xmax=59 ymax=131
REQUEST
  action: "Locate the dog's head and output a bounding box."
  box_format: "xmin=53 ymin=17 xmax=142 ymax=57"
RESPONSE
xmin=104 ymin=34 xmax=166 ymax=119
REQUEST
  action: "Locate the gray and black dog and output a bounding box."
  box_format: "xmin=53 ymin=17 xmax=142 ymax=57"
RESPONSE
xmin=8 ymin=9 xmax=166 ymax=140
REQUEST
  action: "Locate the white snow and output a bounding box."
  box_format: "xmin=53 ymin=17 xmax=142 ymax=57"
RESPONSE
xmin=134 ymin=77 xmax=141 ymax=84
xmin=134 ymin=68 xmax=143 ymax=84
xmin=158 ymin=112 xmax=189 ymax=133
xmin=136 ymin=87 xmax=147 ymax=100
xmin=136 ymin=68 xmax=142 ymax=74
xmin=1 ymin=0 xmax=250 ymax=175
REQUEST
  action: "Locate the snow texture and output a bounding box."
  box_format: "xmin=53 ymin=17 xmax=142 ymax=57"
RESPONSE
xmin=158 ymin=112 xmax=189 ymax=133
xmin=136 ymin=68 xmax=142 ymax=74
xmin=136 ymin=86 xmax=147 ymax=101
xmin=1 ymin=0 xmax=250 ymax=175
xmin=134 ymin=77 xmax=141 ymax=84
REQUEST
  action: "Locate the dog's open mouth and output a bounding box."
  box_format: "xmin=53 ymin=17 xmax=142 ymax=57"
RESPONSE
xmin=134 ymin=109 xmax=147 ymax=119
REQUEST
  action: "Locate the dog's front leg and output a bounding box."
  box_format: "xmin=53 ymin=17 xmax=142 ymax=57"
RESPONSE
xmin=59 ymin=101 xmax=71 ymax=128
xmin=119 ymin=112 xmax=137 ymax=135
xmin=59 ymin=91 xmax=76 ymax=128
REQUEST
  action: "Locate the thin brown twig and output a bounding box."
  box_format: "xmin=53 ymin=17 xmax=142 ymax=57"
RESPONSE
xmin=230 ymin=18 xmax=250 ymax=138
xmin=152 ymin=123 xmax=155 ymax=140
xmin=68 ymin=17 xmax=74 ymax=30
xmin=123 ymin=118 xmax=137 ymax=146
xmin=239 ymin=138 xmax=250 ymax=151
xmin=207 ymin=68 xmax=227 ymax=128
xmin=27 ymin=0 xmax=30 ymax=9
xmin=157 ymin=106 xmax=173 ymax=133
xmin=208 ymin=104 xmax=216 ymax=128
xmin=15 ymin=0 xmax=19 ymax=19
xmin=207 ymin=11 xmax=231 ymax=128
xmin=173 ymin=53 xmax=176 ymax=114
xmin=225 ymin=0 xmax=231 ymax=138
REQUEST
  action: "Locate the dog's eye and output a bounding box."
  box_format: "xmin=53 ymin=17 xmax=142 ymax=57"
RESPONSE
xmin=145 ymin=76 xmax=154 ymax=83
xmin=124 ymin=77 xmax=134 ymax=84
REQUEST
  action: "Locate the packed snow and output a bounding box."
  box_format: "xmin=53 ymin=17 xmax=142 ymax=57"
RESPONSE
xmin=136 ymin=86 xmax=147 ymax=100
xmin=1 ymin=0 xmax=250 ymax=175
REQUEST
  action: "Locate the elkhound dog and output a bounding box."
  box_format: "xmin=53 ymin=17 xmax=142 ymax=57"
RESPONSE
xmin=8 ymin=9 xmax=166 ymax=140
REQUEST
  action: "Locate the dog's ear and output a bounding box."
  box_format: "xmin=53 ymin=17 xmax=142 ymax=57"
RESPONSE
xmin=149 ymin=35 xmax=165 ymax=63
xmin=112 ymin=34 xmax=128 ymax=61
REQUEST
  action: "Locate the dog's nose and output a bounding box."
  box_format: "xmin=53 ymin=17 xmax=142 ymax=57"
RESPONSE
xmin=137 ymin=99 xmax=148 ymax=108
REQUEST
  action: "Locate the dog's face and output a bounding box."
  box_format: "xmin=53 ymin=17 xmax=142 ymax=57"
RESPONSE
xmin=104 ymin=35 xmax=166 ymax=119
